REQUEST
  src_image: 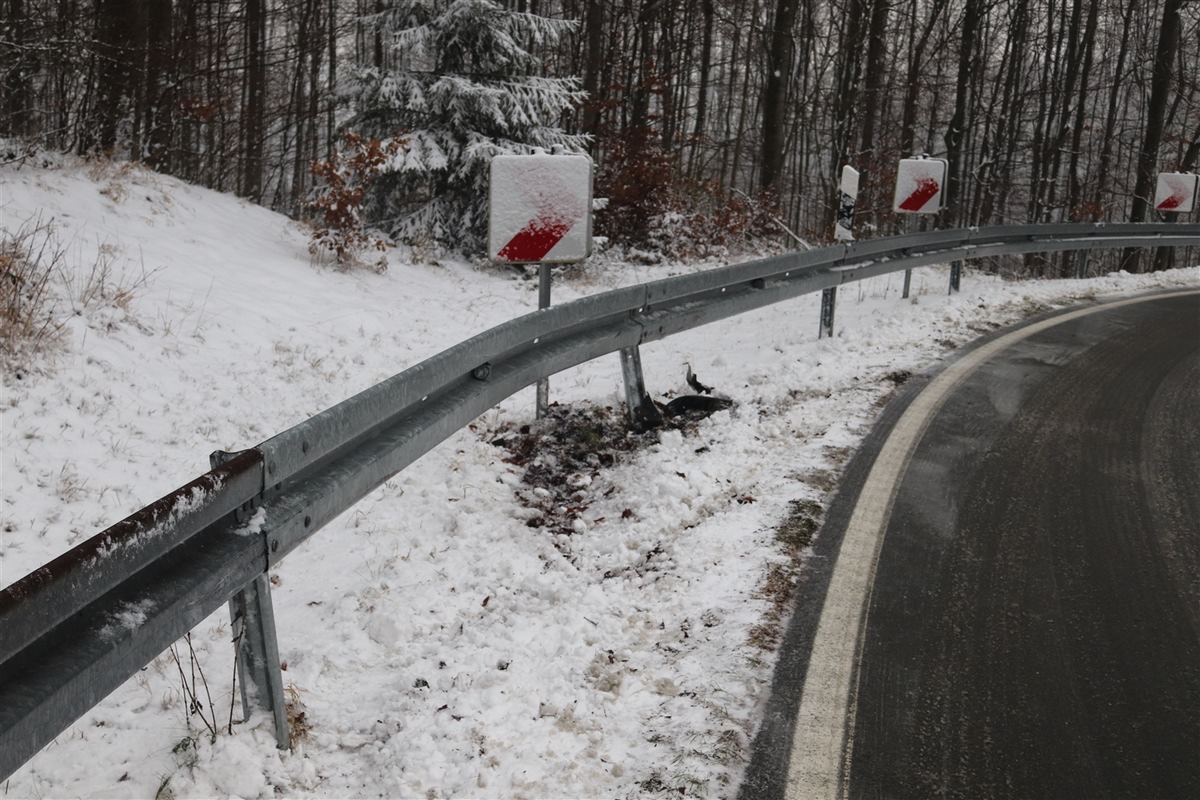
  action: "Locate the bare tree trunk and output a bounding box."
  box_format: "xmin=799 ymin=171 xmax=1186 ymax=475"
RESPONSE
xmin=2 ymin=0 xmax=34 ymax=136
xmin=1027 ymin=0 xmax=1059 ymax=229
xmin=855 ymin=0 xmax=889 ymax=227
xmin=1066 ymin=0 xmax=1099 ymax=220
xmin=306 ymin=0 xmax=325 ymax=178
xmin=327 ymin=0 xmax=337 ymax=153
xmin=581 ymin=0 xmax=605 ymax=145
xmin=289 ymin=0 xmax=315 ymax=210
xmin=1094 ymin=0 xmax=1137 ymax=220
xmin=1124 ymin=0 xmax=1181 ymax=272
xmin=899 ymin=0 xmax=949 ymax=155
xmin=241 ymin=0 xmax=266 ymax=201
xmin=90 ymin=0 xmax=141 ymax=153
xmin=204 ymin=0 xmax=221 ymax=190
xmin=630 ymin=0 xmax=656 ymax=133
xmin=718 ymin=18 xmax=743 ymax=187
xmin=375 ymin=0 xmax=386 ymax=68
xmin=175 ymin=0 xmax=195 ymax=178
xmin=1042 ymin=0 xmax=1088 ymax=229
xmin=688 ymin=0 xmax=714 ymax=178
xmin=830 ymin=0 xmax=866 ymax=181
xmin=760 ymin=0 xmax=797 ymax=196
xmin=127 ymin=0 xmax=148 ymax=161
xmin=1183 ymin=120 xmax=1200 ymax=173
xmin=658 ymin=1 xmax=678 ymax=152
xmin=971 ymin=3 xmax=1019 ymax=227
xmin=144 ymin=0 xmax=173 ymax=168
xmin=944 ymin=0 xmax=982 ymax=226
xmin=729 ymin=19 xmax=754 ymax=193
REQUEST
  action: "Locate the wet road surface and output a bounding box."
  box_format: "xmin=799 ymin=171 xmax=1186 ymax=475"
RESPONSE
xmin=741 ymin=291 xmax=1200 ymax=800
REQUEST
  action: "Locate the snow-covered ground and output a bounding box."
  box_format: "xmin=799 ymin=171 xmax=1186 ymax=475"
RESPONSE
xmin=1 ymin=155 xmax=1195 ymax=799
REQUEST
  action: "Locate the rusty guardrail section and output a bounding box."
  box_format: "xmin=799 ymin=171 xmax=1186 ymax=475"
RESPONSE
xmin=1 ymin=222 xmax=1197 ymax=780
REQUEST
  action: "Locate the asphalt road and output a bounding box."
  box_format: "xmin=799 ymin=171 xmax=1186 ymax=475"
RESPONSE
xmin=740 ymin=290 xmax=1200 ymax=800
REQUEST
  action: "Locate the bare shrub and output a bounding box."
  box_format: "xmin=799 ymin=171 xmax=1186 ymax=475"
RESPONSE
xmin=169 ymin=632 xmax=222 ymax=741
xmin=595 ymin=131 xmax=779 ymax=261
xmin=306 ymin=131 xmax=406 ymax=272
xmin=0 ymin=215 xmax=68 ymax=369
xmin=1 ymin=216 xmax=156 ymax=374
xmin=61 ymin=241 xmax=156 ymax=314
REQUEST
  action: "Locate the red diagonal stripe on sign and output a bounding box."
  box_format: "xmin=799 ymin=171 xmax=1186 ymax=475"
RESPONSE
xmin=899 ymin=177 xmax=940 ymax=212
xmin=497 ymin=215 xmax=574 ymax=262
xmin=1156 ymin=181 xmax=1186 ymax=210
xmin=1155 ymin=175 xmax=1194 ymax=211
xmin=1157 ymin=193 xmax=1185 ymax=210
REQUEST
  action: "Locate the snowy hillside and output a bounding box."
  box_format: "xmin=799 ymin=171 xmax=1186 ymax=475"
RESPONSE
xmin=1 ymin=155 xmax=1195 ymax=799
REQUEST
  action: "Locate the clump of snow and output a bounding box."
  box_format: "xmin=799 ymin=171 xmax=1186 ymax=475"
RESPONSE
xmin=236 ymin=506 xmax=268 ymax=537
xmin=98 ymin=598 xmax=157 ymax=642
xmin=1 ymin=154 xmax=1196 ymax=797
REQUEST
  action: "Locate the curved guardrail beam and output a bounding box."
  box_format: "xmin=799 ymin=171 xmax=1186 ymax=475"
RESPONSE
xmin=1 ymin=222 xmax=1197 ymax=780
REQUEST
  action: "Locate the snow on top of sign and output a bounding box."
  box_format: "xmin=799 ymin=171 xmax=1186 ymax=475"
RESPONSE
xmin=840 ymin=165 xmax=860 ymax=195
xmin=491 ymin=155 xmax=588 ymax=217
xmin=894 ymin=158 xmax=946 ymax=213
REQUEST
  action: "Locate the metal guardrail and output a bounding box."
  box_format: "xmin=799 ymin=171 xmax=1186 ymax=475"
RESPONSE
xmin=1 ymin=222 xmax=1197 ymax=780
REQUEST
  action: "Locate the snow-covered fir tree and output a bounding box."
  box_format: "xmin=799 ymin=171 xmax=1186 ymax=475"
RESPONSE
xmin=346 ymin=0 xmax=588 ymax=254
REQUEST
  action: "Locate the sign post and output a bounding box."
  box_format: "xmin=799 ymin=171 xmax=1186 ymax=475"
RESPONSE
xmin=893 ymin=156 xmax=948 ymax=298
xmin=823 ymin=165 xmax=859 ymax=338
xmin=535 ymin=262 xmax=552 ymax=415
xmin=489 ymin=153 xmax=593 ymax=419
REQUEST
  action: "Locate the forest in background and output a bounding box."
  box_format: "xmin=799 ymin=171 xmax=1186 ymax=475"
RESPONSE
xmin=1 ymin=0 xmax=1197 ymax=273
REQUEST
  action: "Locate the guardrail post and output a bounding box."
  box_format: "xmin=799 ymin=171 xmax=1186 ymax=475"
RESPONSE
xmin=229 ymin=573 xmax=290 ymax=750
xmin=619 ymin=346 xmax=663 ymax=430
xmin=902 ymin=269 xmax=913 ymax=299
xmin=819 ymin=287 xmax=837 ymax=338
xmin=208 ymin=449 xmax=289 ymax=750
xmin=1074 ymin=250 xmax=1089 ymax=279
xmin=536 ymin=262 xmax=552 ymax=419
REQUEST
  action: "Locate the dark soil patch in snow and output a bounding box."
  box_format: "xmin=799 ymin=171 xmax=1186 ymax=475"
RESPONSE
xmin=491 ymin=403 xmax=653 ymax=540
xmin=490 ymin=402 xmax=707 ymax=545
xmin=776 ymin=499 xmax=822 ymax=551
xmin=749 ymin=499 xmax=824 ymax=651
xmin=874 ymin=369 xmax=915 ymax=407
xmin=492 ymin=400 xmax=826 ymax=656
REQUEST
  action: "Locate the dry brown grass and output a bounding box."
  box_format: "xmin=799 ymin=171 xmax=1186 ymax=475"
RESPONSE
xmin=1 ymin=216 xmax=155 ymax=375
xmin=0 ymin=216 xmax=68 ymax=370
